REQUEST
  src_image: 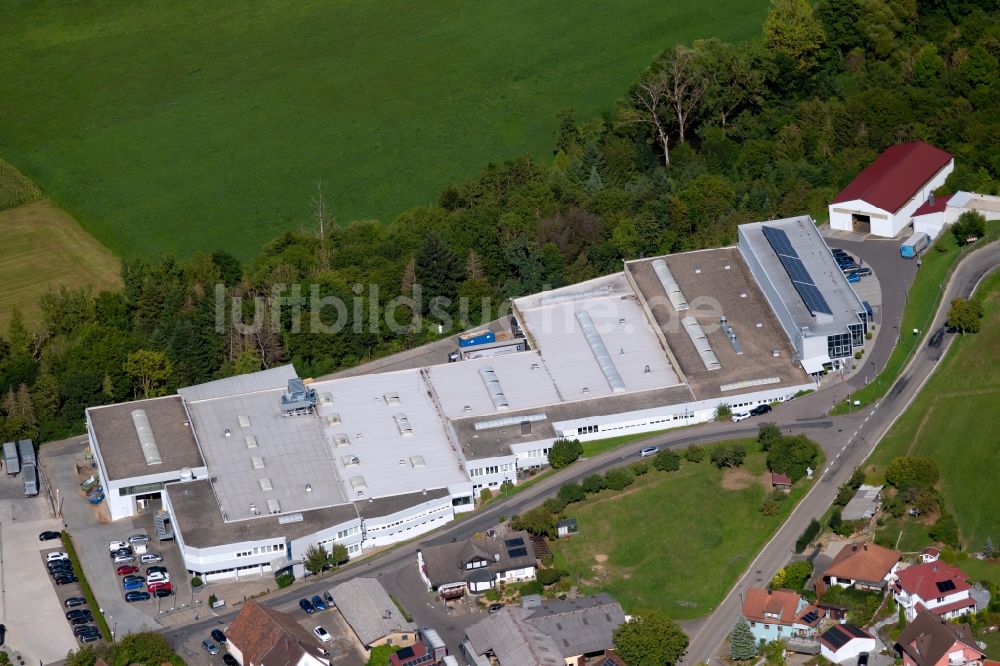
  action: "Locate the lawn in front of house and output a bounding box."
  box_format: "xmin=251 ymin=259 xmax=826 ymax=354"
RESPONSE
xmin=551 ymin=439 xmax=818 ymax=618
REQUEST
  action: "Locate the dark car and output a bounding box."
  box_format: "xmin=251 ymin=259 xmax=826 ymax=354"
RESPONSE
xmin=64 ymin=597 xmax=87 ymax=608
xmin=857 ymin=653 xmax=869 ymax=666
xmin=488 ymin=603 xmax=504 ymax=614
xmin=66 ymin=609 xmax=93 ymax=620
xmin=310 ymin=595 xmax=327 ymax=611
xmin=211 ymin=629 xmax=227 ymax=644
xmin=110 ymin=548 xmax=132 ymax=559
xmin=153 ymin=588 xmax=173 ymax=598
xmin=73 ymin=625 xmax=97 ymax=636
xmin=0 ymin=624 xmax=5 ymax=647
xmin=78 ymin=633 xmax=101 ymax=644
xmin=298 ymin=598 xmax=315 ymax=614
xmin=125 ymin=591 xmax=150 ymax=602
xmin=839 ymin=262 xmax=860 ymax=272
xmin=846 ymin=266 xmax=872 ymax=277
xmin=49 ymin=564 xmax=73 ymax=575
xmin=222 ymin=654 xmax=239 ymax=666
xmin=54 ymin=574 xmax=79 ymax=585
xmin=39 ymin=531 xmax=61 ymax=541
xmin=749 ymin=404 xmax=772 ymax=416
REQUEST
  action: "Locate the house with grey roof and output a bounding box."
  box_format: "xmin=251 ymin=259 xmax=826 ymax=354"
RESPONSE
xmin=842 ymin=485 xmax=883 ymax=522
xmin=329 ymin=577 xmax=418 ymax=650
xmin=417 ymin=531 xmax=537 ymax=598
xmin=463 ymin=594 xmax=626 ymax=665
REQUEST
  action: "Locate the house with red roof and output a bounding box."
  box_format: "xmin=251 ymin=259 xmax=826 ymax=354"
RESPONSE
xmin=818 ymin=542 xmax=901 ymax=594
xmin=893 ymin=561 xmax=976 ymax=621
xmin=829 ymin=141 xmax=954 ymax=238
xmin=895 ymin=610 xmax=986 ymax=666
xmin=741 ymin=587 xmax=825 ymax=644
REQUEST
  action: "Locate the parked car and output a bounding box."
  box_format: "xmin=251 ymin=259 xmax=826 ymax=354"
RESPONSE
xmin=148 ymin=582 xmax=172 ymax=594
xmin=46 ymin=552 xmax=70 ymax=562
xmin=313 ymin=626 xmax=332 ymax=643
xmin=113 ymin=554 xmax=135 ymax=564
xmin=73 ymin=625 xmax=98 ymax=636
xmin=153 ymin=588 xmax=173 ymax=598
xmin=730 ymin=412 xmax=751 ymax=422
xmin=310 ymin=595 xmax=326 ymax=611
xmin=323 ymin=591 xmax=335 ymax=606
xmin=146 ymin=566 xmax=168 ymax=575
xmin=0 ymin=623 xmax=5 ymax=646
xmin=140 ymin=553 xmax=163 ymax=564
xmin=846 ymin=266 xmax=872 ymax=277
xmin=48 ymin=562 xmax=72 ymax=573
xmin=146 ymin=572 xmax=169 ymax=584
xmin=38 ymin=531 xmax=61 ymax=541
xmin=123 ymin=578 xmax=144 ymax=591
xmin=123 ymin=574 xmax=145 ymax=584
xmin=80 ymin=475 xmax=98 ymax=491
xmin=638 ymin=446 xmax=659 ymax=458
xmin=66 ymin=609 xmax=93 ymax=620
xmin=127 ymin=534 xmax=148 ymax=544
xmin=69 ymin=616 xmax=93 ymax=626
xmin=846 ymin=272 xmax=861 ymax=284
xmin=109 ymin=540 xmax=128 ymax=551
xmin=49 ymin=567 xmax=73 ymax=578
xmin=54 ymin=574 xmax=78 ymax=585
xmin=299 ymin=599 xmax=315 ymax=614
xmin=211 ymin=629 xmax=227 ymax=644
xmin=839 ymin=263 xmax=860 ymax=273
xmin=78 ymin=633 xmax=101 ymax=644
xmin=64 ymin=597 xmax=87 ymax=608
xmin=222 ymin=654 xmax=239 ymax=666
xmin=202 ymin=640 xmax=220 ymax=655
xmin=87 ymin=493 xmax=105 ymax=505
xmin=749 ymin=404 xmax=773 ymax=416
xmin=125 ymin=591 xmax=150 ymax=602
xmin=488 ymin=603 xmax=504 ymax=614
xmin=117 ymin=565 xmax=140 ymax=576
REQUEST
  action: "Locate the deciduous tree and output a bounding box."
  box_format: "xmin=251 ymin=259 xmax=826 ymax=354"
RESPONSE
xmin=764 ymin=0 xmax=826 ymax=70
xmin=303 ymin=544 xmax=331 ymax=575
xmin=124 ymin=350 xmax=173 ymax=399
xmin=613 ymin=612 xmax=689 ymax=666
xmin=548 ymin=439 xmax=583 ymax=469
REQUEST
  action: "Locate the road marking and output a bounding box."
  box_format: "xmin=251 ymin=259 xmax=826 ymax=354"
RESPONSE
xmin=841 ymin=444 xmax=848 ymax=451
xmin=863 ymin=416 xmax=869 ymax=423
xmin=852 ymin=430 xmax=858 ymax=437
xmin=870 ymin=410 xmax=876 ymax=416
xmin=835 ymin=452 xmax=841 ymax=458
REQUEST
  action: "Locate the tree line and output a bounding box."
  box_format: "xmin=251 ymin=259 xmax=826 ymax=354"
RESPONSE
xmin=2 ymin=0 xmax=999 ymax=444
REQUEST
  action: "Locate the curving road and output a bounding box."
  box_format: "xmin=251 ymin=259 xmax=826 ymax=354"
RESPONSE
xmin=167 ymin=240 xmax=1000 ymax=663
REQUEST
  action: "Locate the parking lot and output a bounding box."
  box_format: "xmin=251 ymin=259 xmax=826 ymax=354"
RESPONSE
xmin=0 ymin=472 xmax=77 ymax=663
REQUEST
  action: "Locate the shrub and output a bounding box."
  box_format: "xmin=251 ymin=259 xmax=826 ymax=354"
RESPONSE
xmin=581 ymin=474 xmax=607 ymax=494
xmin=768 ymin=489 xmax=788 ymax=503
xmin=886 ymin=456 xmax=939 ymax=491
xmin=276 ymin=571 xmax=294 ymax=588
xmin=208 ymin=593 xmax=218 ymax=606
xmin=653 ymin=449 xmax=681 ymax=472
xmin=795 ymin=519 xmax=821 ymax=553
xmin=548 ymin=438 xmax=583 ymax=469
xmin=714 ymin=403 xmax=733 ymax=421
xmin=191 ymin=575 xmax=203 ymax=588
xmin=631 ymin=461 xmax=649 ymax=476
xmin=854 ymin=350 xmax=863 ymax=359
xmin=520 ymin=581 xmax=544 ymax=596
xmin=558 ymin=482 xmax=586 ymax=505
xmin=511 ymin=507 xmax=558 ymax=538
xmin=604 ymin=466 xmax=635 ymax=491
xmin=480 ymin=487 xmax=493 ymax=504
xmin=767 ymin=434 xmax=820 ymax=482
xmin=484 ymin=588 xmax=500 ymax=602
xmin=543 ymin=497 xmax=567 ymax=514
xmin=61 ymin=532 xmax=112 ymax=642
xmin=929 ymin=511 xmax=961 ymax=549
xmin=865 ymin=331 xmax=873 ymax=340
xmin=684 ymin=445 xmax=705 ymax=463
xmin=759 ymin=499 xmax=780 ymax=516
xmin=771 ymin=560 xmax=812 ymax=590
xmin=537 ymin=568 xmax=567 ymax=586
xmin=710 ymin=443 xmax=746 ymax=469
xmin=541 ymin=554 xmax=555 ymax=568
xmin=757 ymin=423 xmax=782 ymax=452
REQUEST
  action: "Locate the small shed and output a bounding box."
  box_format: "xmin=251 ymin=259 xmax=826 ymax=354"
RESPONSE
xmin=842 ymin=485 xmax=883 ymax=522
xmin=771 ymin=472 xmax=792 ymax=492
xmin=920 ymin=546 xmax=941 ymax=564
xmin=817 ymin=601 xmax=849 ymax=621
xmin=557 ymin=518 xmax=578 ymax=538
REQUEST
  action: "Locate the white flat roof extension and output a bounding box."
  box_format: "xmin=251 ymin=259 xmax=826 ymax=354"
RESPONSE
xmin=427 ymin=352 xmax=562 ymax=420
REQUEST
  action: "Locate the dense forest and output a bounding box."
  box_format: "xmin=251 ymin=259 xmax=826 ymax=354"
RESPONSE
xmin=1 ymin=0 xmax=998 ymax=443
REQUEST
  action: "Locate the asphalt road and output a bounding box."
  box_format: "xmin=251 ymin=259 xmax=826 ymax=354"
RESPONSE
xmin=166 ymin=240 xmax=1000 ymax=662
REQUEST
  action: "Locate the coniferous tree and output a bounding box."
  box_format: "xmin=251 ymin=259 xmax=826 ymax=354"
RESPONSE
xmin=730 ymin=617 xmax=759 ymax=661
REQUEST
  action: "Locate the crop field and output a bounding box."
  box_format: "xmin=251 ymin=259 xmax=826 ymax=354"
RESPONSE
xmin=870 ymin=269 xmax=1000 ymax=551
xmin=0 ymin=0 xmax=767 ymax=259
xmin=0 ymin=200 xmax=121 ymax=329
xmin=552 ymin=441 xmax=816 ymax=618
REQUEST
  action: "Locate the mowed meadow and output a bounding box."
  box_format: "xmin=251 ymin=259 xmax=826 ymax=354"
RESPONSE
xmin=0 ymin=0 xmax=767 ymax=259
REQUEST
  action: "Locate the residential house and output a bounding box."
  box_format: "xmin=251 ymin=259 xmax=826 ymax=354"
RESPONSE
xmin=896 ymin=610 xmax=986 ymax=666
xmin=225 ymin=599 xmax=331 ymax=666
xmin=329 ymin=577 xmax=418 ymax=650
xmin=819 ymin=542 xmax=901 ymax=593
xmin=841 ymin=485 xmax=883 ymax=523
xmin=893 ymin=562 xmax=976 ymax=621
xmin=771 ymin=473 xmax=792 ymax=493
xmin=389 ymin=643 xmax=433 ymax=666
xmin=819 ymin=624 xmax=876 ymax=664
xmin=921 ymin=547 xmax=942 ymax=564
xmin=741 ymin=588 xmax=825 ymax=644
xmin=913 ymin=191 xmax=1000 ymax=240
xmin=464 ymin=594 xmax=627 ymax=666
xmin=828 ymin=141 xmax=954 ymax=238
xmin=417 ymin=530 xmax=536 ymax=598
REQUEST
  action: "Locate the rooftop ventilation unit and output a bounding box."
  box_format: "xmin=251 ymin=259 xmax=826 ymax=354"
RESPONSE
xmin=720 ymin=377 xmax=782 ymax=392
xmin=651 ymin=259 xmax=689 ymax=311
xmin=333 ymin=433 xmax=350 ymax=447
xmin=326 ymin=413 xmax=342 ymax=426
xmin=478 ymin=367 xmax=510 ymax=411
xmin=409 ymin=455 xmax=426 ymax=468
xmin=575 ymin=310 xmax=627 ymax=393
xmin=394 ymin=413 xmax=414 ymax=437
xmin=473 ymin=413 xmax=548 ymax=431
xmin=250 ymin=456 xmax=265 ymax=470
xmin=537 ymin=287 xmax=611 ymax=306
xmin=341 ymin=455 xmax=360 ymax=467
xmin=281 ymin=378 xmax=317 ymax=415
xmin=720 ymin=316 xmax=743 ymax=355
xmin=278 ymin=513 xmax=303 ymax=524
xmin=681 ymin=316 xmax=721 ymax=371
xmin=179 ymin=467 xmax=193 ymax=482
xmin=319 ymin=392 xmax=334 ymax=405
xmin=258 ymin=478 xmax=273 ymax=492
xmin=266 ymin=499 xmax=281 ymax=515
xmin=245 ymin=435 xmax=258 ymax=449
xmin=249 ymin=503 xmax=258 ymax=516
xmin=238 ymin=415 xmax=251 ymax=428
xmin=350 ymin=475 xmax=368 ymax=493
xmin=130 ymin=409 xmax=163 ymax=466
xmin=383 ymin=392 xmax=401 ymax=406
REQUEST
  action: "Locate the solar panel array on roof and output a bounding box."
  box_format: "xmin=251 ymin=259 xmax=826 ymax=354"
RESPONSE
xmin=936 ymin=580 xmax=957 ymax=593
xmin=801 ymin=611 xmax=819 ymax=624
xmin=505 ymin=537 xmax=525 ymax=548
xmin=823 ymin=626 xmax=851 ymax=650
xmin=761 ymin=225 xmax=833 ymax=317
xmin=508 ymin=547 xmax=529 ymax=558
xmin=844 ymin=625 xmax=870 ymax=638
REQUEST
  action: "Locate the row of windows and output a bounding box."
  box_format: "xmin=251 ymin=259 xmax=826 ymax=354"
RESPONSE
xmin=523 ymin=448 xmax=550 ymax=458
xmin=469 ymin=463 xmax=514 ymax=477
xmin=365 ymin=503 xmax=450 ymax=532
xmin=580 ymin=413 xmax=693 ymax=436
xmin=119 ymin=480 xmax=169 ymax=497
xmin=577 ymin=425 xmax=600 ymax=435
xmin=189 ymin=562 xmax=272 ymax=576
xmin=828 ymin=332 xmax=854 ymax=359
xmin=235 ymin=543 xmax=285 ymax=558
xmin=337 ymin=526 xmax=360 ymax=540
xmin=369 ymin=513 xmax=446 ymax=539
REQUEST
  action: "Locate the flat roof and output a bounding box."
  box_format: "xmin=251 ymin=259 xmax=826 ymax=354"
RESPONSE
xmin=627 ymin=248 xmax=806 ymax=400
xmin=165 ymin=479 xmax=358 ymax=548
xmin=185 ymin=388 xmax=349 ymax=522
xmin=177 ymin=364 xmax=298 ymax=402
xmin=739 ymin=216 xmax=864 ymax=338
xmin=308 ymin=370 xmax=471 ymax=501
xmin=513 ymin=273 xmax=682 ymax=400
xmin=88 ymin=396 xmax=205 ymax=481
xmin=452 ymin=385 xmax=695 ymax=459
xmin=426 ymin=351 xmax=562 ymax=419
xmin=354 ymin=488 xmax=450 ymax=519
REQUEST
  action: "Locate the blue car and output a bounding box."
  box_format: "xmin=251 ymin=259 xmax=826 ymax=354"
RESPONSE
xmin=299 ymin=598 xmax=315 ymax=614
xmin=846 ymin=272 xmax=861 ymax=284
xmin=125 ymin=591 xmax=150 ymax=602
xmin=310 ymin=595 xmax=326 ymax=611
xmin=123 ymin=578 xmax=143 ymax=591
xmin=88 ymin=493 xmax=105 ymax=505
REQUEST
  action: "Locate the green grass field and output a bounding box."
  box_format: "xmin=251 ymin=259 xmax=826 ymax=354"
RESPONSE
xmin=0 ymin=200 xmax=121 ymax=329
xmin=0 ymin=0 xmax=767 ymax=259
xmin=552 ymin=441 xmax=817 ymax=618
xmin=870 ymin=269 xmax=1000 ymax=552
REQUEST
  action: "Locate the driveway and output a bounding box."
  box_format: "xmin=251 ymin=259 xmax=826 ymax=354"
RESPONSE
xmin=0 ymin=473 xmax=77 ymax=663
